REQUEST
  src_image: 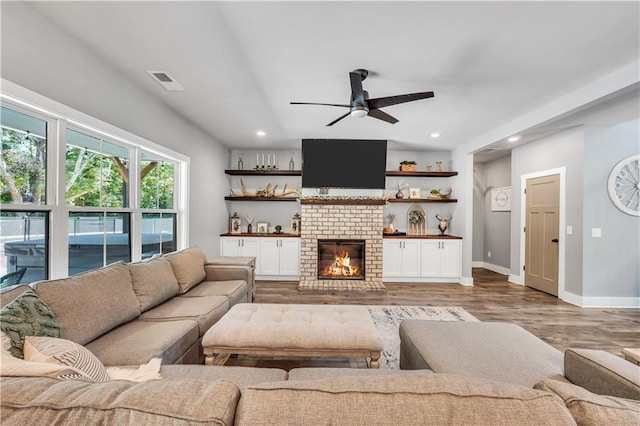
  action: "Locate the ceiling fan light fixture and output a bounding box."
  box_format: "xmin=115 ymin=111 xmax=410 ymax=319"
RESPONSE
xmin=350 ymin=107 xmax=368 ymax=118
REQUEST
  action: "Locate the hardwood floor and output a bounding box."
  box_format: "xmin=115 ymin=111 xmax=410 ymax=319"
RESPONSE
xmin=254 ymin=268 xmax=639 ymax=358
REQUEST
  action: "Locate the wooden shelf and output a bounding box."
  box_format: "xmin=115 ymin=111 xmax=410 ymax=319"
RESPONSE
xmin=225 ymin=169 xmax=301 ymax=176
xmin=224 ymin=196 xmax=299 ymax=202
xmin=220 ymin=233 xmax=300 ymax=238
xmin=385 ymin=171 xmax=458 ymax=177
xmin=387 ymin=198 xmax=458 ymax=203
xmin=383 ymin=234 xmax=463 ymax=240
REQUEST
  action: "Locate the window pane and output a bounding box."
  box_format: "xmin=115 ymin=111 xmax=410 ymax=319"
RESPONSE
xmin=0 ymin=211 xmax=49 ymax=284
xmin=1 ymin=107 xmax=47 ymax=205
xmin=68 ymin=212 xmax=131 ymax=275
xmin=66 ymin=129 xmax=129 ymax=207
xmin=142 ymin=213 xmax=176 ymax=258
xmin=140 ymin=154 xmax=175 ymax=209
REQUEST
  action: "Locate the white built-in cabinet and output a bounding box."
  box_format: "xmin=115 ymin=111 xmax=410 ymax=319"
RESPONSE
xmin=383 ymin=238 xmax=461 ymax=282
xmin=220 ymin=236 xmax=299 ymax=280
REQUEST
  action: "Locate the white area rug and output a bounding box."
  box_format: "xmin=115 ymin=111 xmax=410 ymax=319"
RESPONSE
xmin=367 ymin=306 xmax=479 ymax=369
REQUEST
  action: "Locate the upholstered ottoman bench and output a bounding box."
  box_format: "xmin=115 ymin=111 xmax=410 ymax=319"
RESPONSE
xmin=202 ymin=303 xmax=383 ymax=368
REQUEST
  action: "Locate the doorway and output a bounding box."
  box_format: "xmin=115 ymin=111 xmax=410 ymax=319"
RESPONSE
xmin=524 ymin=174 xmax=560 ymax=296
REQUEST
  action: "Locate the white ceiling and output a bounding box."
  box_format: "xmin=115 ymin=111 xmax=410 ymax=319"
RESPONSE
xmin=27 ymin=1 xmax=639 ymax=152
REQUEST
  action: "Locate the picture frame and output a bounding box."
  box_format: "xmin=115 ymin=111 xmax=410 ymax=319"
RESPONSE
xmin=229 ymin=216 xmax=242 ymax=234
xmin=409 ymin=188 xmax=421 ymax=199
xmin=491 ymin=186 xmax=512 ymax=211
xmin=256 ymin=222 xmax=269 ymax=234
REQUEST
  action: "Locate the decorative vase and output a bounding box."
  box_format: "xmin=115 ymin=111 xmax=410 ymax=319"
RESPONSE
xmin=247 ymin=223 xmax=252 ymax=233
xmin=395 ymin=190 xmax=405 ymax=199
xmin=237 ymin=156 xmax=244 ymax=170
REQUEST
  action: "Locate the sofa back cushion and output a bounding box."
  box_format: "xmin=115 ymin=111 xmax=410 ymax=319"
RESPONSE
xmin=32 ymin=262 xmax=141 ymax=345
xmin=165 ymin=247 xmax=207 ymax=294
xmin=535 ymin=378 xmax=640 ymax=425
xmin=128 ymin=257 xmax=179 ymax=311
xmin=564 ymin=348 xmax=640 ymax=400
xmin=236 ymin=373 xmax=576 ymax=425
xmin=1 ymin=285 xmax=32 ymax=308
xmin=0 ymin=376 xmax=240 ymax=425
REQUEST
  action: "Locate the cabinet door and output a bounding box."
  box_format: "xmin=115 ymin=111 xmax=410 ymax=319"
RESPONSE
xmin=420 ymin=240 xmax=441 ymax=276
xmin=400 ymin=239 xmax=422 ymax=277
xmin=240 ymin=238 xmax=261 ymax=274
xmin=220 ymin=237 xmax=241 ymax=256
xmin=259 ymin=239 xmax=280 ymax=276
xmin=440 ymin=240 xmax=461 ymax=277
xmin=382 ymin=239 xmax=403 ymax=278
xmin=279 ymin=239 xmax=300 ymax=276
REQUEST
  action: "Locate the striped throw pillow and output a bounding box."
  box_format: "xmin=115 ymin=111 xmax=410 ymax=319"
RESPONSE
xmin=23 ymin=336 xmax=109 ymax=382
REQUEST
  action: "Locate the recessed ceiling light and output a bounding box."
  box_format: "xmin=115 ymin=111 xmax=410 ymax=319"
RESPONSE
xmin=430 ymin=132 xmax=441 ymax=139
xmin=256 ymin=130 xmax=266 ymax=137
xmin=508 ymin=135 xmax=521 ymax=142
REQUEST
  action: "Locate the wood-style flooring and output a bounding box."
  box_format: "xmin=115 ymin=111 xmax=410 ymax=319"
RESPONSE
xmin=225 ymin=268 xmax=639 ymax=370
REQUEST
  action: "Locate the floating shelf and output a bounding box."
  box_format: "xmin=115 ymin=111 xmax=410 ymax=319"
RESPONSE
xmin=225 ymin=169 xmax=302 ymax=176
xmin=387 ymin=198 xmax=458 ymax=203
xmin=385 ymin=171 xmax=458 ymax=177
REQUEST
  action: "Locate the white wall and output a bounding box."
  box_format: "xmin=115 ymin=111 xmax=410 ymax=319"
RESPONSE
xmin=1 ymin=2 xmax=230 ymax=257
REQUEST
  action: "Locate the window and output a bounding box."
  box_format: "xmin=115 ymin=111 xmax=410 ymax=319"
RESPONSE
xmin=142 ymin=213 xmax=177 ymax=258
xmin=140 ymin=153 xmax=175 ymax=209
xmin=68 ymin=212 xmax=131 ymax=275
xmin=66 ymin=129 xmax=129 ymax=208
xmin=1 ymin=107 xmax=47 ymax=205
xmin=0 ymin=211 xmax=49 ymax=285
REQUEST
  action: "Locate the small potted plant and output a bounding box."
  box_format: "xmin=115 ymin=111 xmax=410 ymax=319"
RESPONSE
xmin=399 ymin=160 xmax=417 ymax=172
xmin=274 ymin=225 xmax=283 ymax=234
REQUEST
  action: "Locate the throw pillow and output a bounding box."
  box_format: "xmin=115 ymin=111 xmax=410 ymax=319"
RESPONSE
xmin=23 ymin=336 xmax=109 ymax=382
xmin=165 ymin=247 xmax=207 ymax=293
xmin=0 ymin=289 xmax=62 ymax=358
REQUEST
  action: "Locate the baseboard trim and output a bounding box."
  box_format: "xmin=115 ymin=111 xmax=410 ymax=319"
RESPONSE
xmin=472 ymin=261 xmax=510 ymax=276
xmin=383 ymin=277 xmax=461 ymax=284
xmin=562 ymin=291 xmax=640 ymax=308
xmin=459 ymin=276 xmax=474 ymax=286
xmin=508 ymin=274 xmax=524 ymax=286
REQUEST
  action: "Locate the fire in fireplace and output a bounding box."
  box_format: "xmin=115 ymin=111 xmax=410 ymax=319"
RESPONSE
xmin=317 ymin=239 xmax=365 ymax=280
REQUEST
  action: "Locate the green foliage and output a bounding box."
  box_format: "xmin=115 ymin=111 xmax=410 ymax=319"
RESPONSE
xmin=1 ymin=129 xmax=46 ymax=204
xmin=400 ymin=160 xmax=417 ymax=165
xmin=140 ymin=161 xmax=174 ymax=209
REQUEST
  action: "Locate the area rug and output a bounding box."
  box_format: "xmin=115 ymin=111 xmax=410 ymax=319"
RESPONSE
xmin=367 ymin=306 xmax=479 ymax=369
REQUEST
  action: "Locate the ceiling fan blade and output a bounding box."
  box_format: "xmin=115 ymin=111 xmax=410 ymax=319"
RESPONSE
xmin=349 ymin=71 xmax=365 ymax=105
xmin=367 ymin=91 xmax=434 ymax=109
xmin=368 ymin=108 xmax=398 ymax=124
xmin=326 ymin=111 xmax=351 ymax=127
xmin=291 ymin=102 xmax=350 ymax=108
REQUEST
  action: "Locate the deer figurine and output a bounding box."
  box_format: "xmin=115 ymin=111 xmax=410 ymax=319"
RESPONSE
xmin=436 ymin=214 xmax=451 ymax=235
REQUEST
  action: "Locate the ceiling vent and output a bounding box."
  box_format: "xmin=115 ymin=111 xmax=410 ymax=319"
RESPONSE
xmin=146 ymin=71 xmax=184 ymax=91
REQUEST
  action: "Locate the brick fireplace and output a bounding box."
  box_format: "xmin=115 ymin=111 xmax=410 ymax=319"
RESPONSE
xmin=299 ymin=199 xmax=386 ymax=292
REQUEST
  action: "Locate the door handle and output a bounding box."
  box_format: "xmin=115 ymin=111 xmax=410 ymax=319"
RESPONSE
xmin=551 ymin=238 xmax=559 ymax=243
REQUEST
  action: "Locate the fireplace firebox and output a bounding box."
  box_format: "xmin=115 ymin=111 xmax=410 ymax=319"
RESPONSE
xmin=317 ymin=239 xmax=365 ymax=280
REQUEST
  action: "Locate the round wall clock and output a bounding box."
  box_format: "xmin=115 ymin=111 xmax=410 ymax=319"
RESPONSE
xmin=607 ymin=154 xmax=640 ymax=216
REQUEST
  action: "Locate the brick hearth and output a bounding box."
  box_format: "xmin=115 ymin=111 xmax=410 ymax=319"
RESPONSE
xmin=299 ymin=201 xmax=385 ymax=292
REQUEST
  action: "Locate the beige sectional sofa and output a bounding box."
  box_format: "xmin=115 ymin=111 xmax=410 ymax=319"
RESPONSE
xmin=0 ymin=247 xmax=254 ymax=365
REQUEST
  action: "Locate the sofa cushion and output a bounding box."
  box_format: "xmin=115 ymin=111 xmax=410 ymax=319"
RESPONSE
xmin=564 ymin=348 xmax=640 ymax=400
xmin=0 ymin=290 xmax=62 ymax=358
xmin=23 ymin=336 xmax=109 ymax=382
xmin=85 ymin=319 xmax=199 ymax=366
xmin=32 ymin=262 xmax=141 ymax=345
xmin=0 ymin=376 xmax=240 ymax=425
xmin=165 ymin=247 xmax=207 ymax=293
xmin=288 ymin=367 xmax=433 ymax=381
xmin=140 ymin=295 xmax=229 ymax=336
xmin=128 ymin=256 xmax=179 ymax=311
xmin=399 ymin=320 xmax=564 ymax=387
xmin=0 ymin=284 xmax=31 ymax=308
xmin=535 ymin=378 xmax=640 ymax=425
xmin=236 ymin=373 xmax=575 ymax=425
xmin=181 ymin=279 xmax=248 ymax=305
xmin=160 ymin=365 xmax=288 ymax=389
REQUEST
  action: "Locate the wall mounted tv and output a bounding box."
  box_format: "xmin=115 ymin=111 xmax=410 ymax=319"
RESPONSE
xmin=301 ymin=139 xmax=387 ymax=189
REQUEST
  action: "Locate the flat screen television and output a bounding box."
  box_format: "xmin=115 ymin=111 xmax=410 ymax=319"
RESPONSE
xmin=302 ymin=139 xmax=387 ymax=189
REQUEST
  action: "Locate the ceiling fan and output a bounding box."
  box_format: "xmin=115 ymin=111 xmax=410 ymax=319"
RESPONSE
xmin=291 ymin=69 xmax=434 ymax=126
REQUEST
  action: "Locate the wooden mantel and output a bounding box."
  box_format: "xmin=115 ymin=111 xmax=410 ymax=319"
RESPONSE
xmin=299 ymin=197 xmax=387 ymax=206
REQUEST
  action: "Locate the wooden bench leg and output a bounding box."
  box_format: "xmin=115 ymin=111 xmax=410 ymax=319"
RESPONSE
xmin=370 ymin=352 xmax=380 ymax=369
xmin=204 ymin=352 xmax=230 ymax=366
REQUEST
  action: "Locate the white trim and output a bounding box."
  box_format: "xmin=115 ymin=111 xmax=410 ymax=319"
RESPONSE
xmin=561 ymin=292 xmax=640 ymax=308
xmin=382 ymin=277 xmax=463 ymax=284
xmin=519 ymin=167 xmax=567 ymax=301
xmin=459 ymin=276 xmax=474 ymax=286
xmin=508 ymin=274 xmax=524 ymax=285
xmin=472 ymin=261 xmax=510 ymax=276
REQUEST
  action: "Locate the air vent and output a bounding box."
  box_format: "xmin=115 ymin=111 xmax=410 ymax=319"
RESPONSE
xmin=146 ymin=71 xmax=184 ymax=91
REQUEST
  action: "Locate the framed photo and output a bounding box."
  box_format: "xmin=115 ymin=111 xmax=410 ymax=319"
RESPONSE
xmin=229 ymin=216 xmax=242 ymax=234
xmin=409 ymin=188 xmax=421 ymax=199
xmin=256 ymin=222 xmax=269 ymax=234
xmin=491 ymin=186 xmax=511 ymax=211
